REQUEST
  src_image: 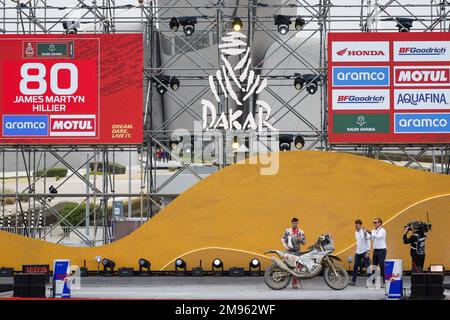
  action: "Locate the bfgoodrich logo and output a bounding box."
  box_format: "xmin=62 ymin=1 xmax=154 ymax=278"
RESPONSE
xmin=332 ymin=89 xmax=390 ymax=110
xmin=395 ymin=113 xmax=450 ymax=133
xmin=394 ymin=41 xmax=450 ymax=61
xmin=332 ymin=41 xmax=389 ymax=62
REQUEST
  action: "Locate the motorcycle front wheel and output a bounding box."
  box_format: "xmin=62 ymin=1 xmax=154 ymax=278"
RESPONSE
xmin=264 ymin=264 xmax=292 ymax=290
xmin=323 ymin=264 xmax=348 ymax=290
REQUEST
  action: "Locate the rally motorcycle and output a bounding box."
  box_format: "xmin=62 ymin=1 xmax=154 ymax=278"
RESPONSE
xmin=264 ymin=233 xmax=348 ymax=290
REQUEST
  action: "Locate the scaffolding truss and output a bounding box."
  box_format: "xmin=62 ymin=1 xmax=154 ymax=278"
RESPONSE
xmin=0 ymin=0 xmax=449 ymax=246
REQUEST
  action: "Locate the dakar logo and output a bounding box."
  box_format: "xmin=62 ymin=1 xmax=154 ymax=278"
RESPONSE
xmin=25 ymin=42 xmax=34 ymax=56
xmin=201 ymin=32 xmax=277 ymax=132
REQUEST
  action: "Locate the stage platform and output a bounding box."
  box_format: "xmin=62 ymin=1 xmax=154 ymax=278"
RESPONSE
xmin=0 ymin=276 xmax=449 ymax=300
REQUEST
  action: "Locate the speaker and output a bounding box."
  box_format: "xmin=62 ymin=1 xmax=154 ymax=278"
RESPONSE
xmin=13 ymin=285 xmax=29 ymax=297
xmin=14 ymin=274 xmax=30 ymax=285
xmin=0 ymin=267 xmax=14 ymax=277
xmin=191 ymin=267 xmax=203 ymax=277
xmin=79 ymin=267 xmax=88 ymax=277
xmin=427 ymin=285 xmax=444 ymax=298
xmin=29 ymin=285 xmax=46 ymax=298
xmin=411 ymin=273 xmax=427 ymax=285
xmin=410 ymin=272 xmax=445 ymax=300
xmin=229 ymin=267 xmax=245 ymax=277
xmin=0 ymin=284 xmax=13 ymax=293
xmin=411 ymin=285 xmax=427 ymax=297
xmin=29 ymin=274 xmax=46 ymax=286
xmin=118 ymin=267 xmax=134 ymax=277
xmin=428 ymin=273 xmax=444 ymax=285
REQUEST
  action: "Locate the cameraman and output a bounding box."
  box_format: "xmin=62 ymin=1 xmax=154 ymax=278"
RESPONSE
xmin=403 ymin=222 xmax=426 ymax=273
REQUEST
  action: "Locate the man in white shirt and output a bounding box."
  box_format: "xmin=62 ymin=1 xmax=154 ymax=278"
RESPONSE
xmin=366 ymin=217 xmax=387 ymax=285
xmin=349 ymin=219 xmax=371 ymax=285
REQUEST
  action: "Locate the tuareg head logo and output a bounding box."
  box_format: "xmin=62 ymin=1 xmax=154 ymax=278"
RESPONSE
xmin=201 ymin=32 xmax=277 ymax=132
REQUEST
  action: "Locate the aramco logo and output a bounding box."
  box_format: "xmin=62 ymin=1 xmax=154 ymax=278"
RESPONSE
xmin=201 ymin=32 xmax=277 ymax=133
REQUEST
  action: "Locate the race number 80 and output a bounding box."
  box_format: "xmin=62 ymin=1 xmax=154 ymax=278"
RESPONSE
xmin=19 ymin=62 xmax=78 ymax=95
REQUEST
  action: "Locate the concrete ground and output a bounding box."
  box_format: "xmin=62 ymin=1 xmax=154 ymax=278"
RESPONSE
xmin=1 ymin=276 xmax=449 ymax=300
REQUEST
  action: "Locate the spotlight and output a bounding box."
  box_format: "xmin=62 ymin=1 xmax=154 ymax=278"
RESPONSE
xmin=232 ymin=136 xmax=239 ymax=150
xmin=169 ymin=76 xmax=180 ymax=91
xmin=169 ymin=17 xmax=180 ymax=32
xmin=179 ymin=17 xmax=197 ymax=36
xmin=302 ymin=74 xmax=319 ymax=95
xmin=212 ymin=258 xmax=224 ymax=276
xmin=49 ymin=185 xmax=58 ymax=194
xmin=274 ymin=15 xmax=291 ymax=35
xmin=294 ymin=74 xmax=305 ymax=90
xmin=279 ymin=134 xmax=293 ymax=152
xmin=294 ymin=135 xmax=305 ymax=149
xmin=62 ymin=20 xmax=78 ymax=34
xmin=249 ymin=258 xmax=261 ymax=275
xmin=232 ymin=17 xmax=243 ymax=32
xmin=295 ymin=17 xmax=306 ymax=31
xmin=138 ymin=258 xmax=151 ymax=275
xmin=175 ymin=258 xmax=187 ymax=274
xmin=155 ymin=75 xmax=179 ymax=94
xmin=102 ymin=258 xmax=115 ymax=275
xmin=396 ymin=17 xmax=413 ymax=32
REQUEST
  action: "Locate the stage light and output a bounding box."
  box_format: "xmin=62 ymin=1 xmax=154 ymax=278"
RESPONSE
xmin=155 ymin=75 xmax=179 ymax=94
xmin=212 ymin=258 xmax=224 ymax=276
xmin=169 ymin=17 xmax=180 ymax=32
xmin=302 ymin=74 xmax=319 ymax=95
xmin=49 ymin=185 xmax=58 ymax=194
xmin=138 ymin=258 xmax=151 ymax=275
xmin=294 ymin=135 xmax=305 ymax=150
xmin=62 ymin=20 xmax=78 ymax=34
xmin=213 ymin=258 xmax=223 ymax=268
xmin=232 ymin=17 xmax=243 ymax=32
xmin=295 ymin=17 xmax=306 ymax=31
xmin=396 ymin=17 xmax=413 ymax=32
xmin=169 ymin=76 xmax=180 ymax=91
xmin=102 ymin=258 xmax=115 ymax=272
xmin=279 ymin=134 xmax=293 ymax=152
xmin=294 ymin=75 xmax=305 ymax=90
xmin=249 ymin=258 xmax=261 ymax=275
xmin=179 ymin=17 xmax=197 ymax=36
xmin=250 ymin=258 xmax=260 ymax=268
xmin=429 ymin=264 xmax=444 ymax=273
xmin=175 ymin=258 xmax=187 ymax=272
xmin=274 ymin=15 xmax=291 ymax=35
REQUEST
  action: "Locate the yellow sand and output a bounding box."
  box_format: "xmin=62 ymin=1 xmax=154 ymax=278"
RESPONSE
xmin=0 ymin=151 xmax=449 ymax=271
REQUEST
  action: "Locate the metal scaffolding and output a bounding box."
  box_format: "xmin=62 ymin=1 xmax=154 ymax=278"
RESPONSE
xmin=0 ymin=1 xmax=449 ymax=246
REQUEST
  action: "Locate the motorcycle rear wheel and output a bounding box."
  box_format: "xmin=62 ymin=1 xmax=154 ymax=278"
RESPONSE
xmin=323 ymin=264 xmax=348 ymax=290
xmin=264 ymin=263 xmax=291 ymax=290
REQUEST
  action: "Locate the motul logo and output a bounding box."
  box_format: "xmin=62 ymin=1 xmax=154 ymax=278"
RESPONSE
xmin=395 ymin=68 xmax=450 ymax=84
xmin=336 ymin=48 xmax=385 ymax=56
xmin=52 ymin=120 xmax=94 ymax=131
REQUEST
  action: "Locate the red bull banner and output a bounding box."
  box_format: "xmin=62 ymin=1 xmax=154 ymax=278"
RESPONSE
xmin=0 ymin=34 xmax=143 ymax=144
xmin=328 ymin=32 xmax=450 ymax=144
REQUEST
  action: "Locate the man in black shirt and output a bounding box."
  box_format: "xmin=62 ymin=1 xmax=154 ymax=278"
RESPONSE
xmin=403 ymin=223 xmax=426 ymax=273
